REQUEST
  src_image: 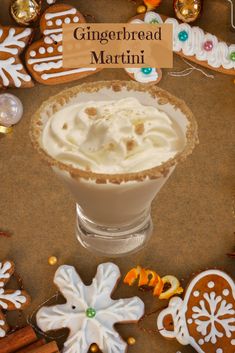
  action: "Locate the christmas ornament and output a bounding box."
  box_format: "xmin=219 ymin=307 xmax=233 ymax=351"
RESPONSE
xmin=36 ymin=263 xmax=144 ymax=353
xmin=48 ymin=256 xmax=57 ymax=266
xmin=0 ymin=94 xmax=23 ymax=135
xmin=127 ymin=337 xmax=136 ymax=345
xmin=143 ymin=0 xmax=162 ymax=11
xmin=10 ymin=0 xmax=41 ymax=26
xmin=136 ymin=5 xmax=147 ymax=14
xmin=124 ymin=266 xmax=183 ymax=300
xmin=0 ymin=24 xmax=33 ymax=88
xmin=174 ymin=0 xmax=202 ymax=23
xmin=90 ymin=344 xmax=99 ymax=352
xmin=130 ymin=12 xmax=235 ymax=75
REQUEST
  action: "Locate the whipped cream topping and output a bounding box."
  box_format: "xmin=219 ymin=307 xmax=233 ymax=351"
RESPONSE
xmin=42 ymin=97 xmax=185 ymax=174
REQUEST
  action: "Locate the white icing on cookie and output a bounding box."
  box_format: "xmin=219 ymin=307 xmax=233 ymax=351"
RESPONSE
xmin=208 ymin=281 xmax=214 ymax=288
xmin=30 ymin=50 xmax=36 ymax=57
xmin=157 ymin=269 xmax=235 ymax=353
xmin=125 ymin=68 xmax=159 ymax=83
xmin=223 ymin=289 xmax=229 ymax=296
xmin=39 ymin=47 xmax=46 ymax=54
xmin=45 ymin=8 xmax=76 ymax=20
xmin=41 ymin=67 xmax=97 ymax=80
xmin=37 ymin=263 xmax=144 ymax=353
xmin=0 ymin=262 xmax=11 ymax=287
xmin=0 ymin=27 xmax=32 ymax=87
xmin=132 ymin=12 xmax=235 ymax=71
xmin=27 ymin=6 xmax=98 ymax=83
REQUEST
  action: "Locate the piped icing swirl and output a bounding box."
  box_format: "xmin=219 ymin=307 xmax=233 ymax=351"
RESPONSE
xmin=42 ymin=97 xmax=185 ymax=174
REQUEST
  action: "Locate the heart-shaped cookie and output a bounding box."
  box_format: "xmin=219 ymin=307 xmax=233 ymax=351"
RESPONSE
xmin=157 ymin=269 xmax=235 ymax=353
xmin=25 ymin=4 xmax=100 ymax=85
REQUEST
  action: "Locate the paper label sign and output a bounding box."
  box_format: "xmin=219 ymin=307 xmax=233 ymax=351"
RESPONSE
xmin=63 ymin=23 xmax=173 ymax=68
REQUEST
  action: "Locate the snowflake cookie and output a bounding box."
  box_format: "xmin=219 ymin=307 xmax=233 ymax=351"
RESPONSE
xmin=0 ymin=24 xmax=33 ymax=88
xmin=36 ymin=263 xmax=145 ymax=353
xmin=0 ymin=260 xmax=31 ymax=337
xmin=157 ymin=269 xmax=235 ymax=353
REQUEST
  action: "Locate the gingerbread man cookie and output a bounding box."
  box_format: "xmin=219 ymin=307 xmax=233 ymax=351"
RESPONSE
xmin=26 ymin=4 xmax=100 ymax=85
xmin=37 ymin=263 xmax=144 ymax=353
xmin=129 ymin=11 xmax=235 ymax=76
xmin=0 ymin=260 xmax=31 ymax=337
xmin=157 ymin=269 xmax=235 ymax=353
xmin=0 ymin=24 xmax=33 ymax=88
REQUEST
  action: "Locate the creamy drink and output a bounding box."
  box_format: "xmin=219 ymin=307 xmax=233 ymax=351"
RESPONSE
xmin=30 ymin=81 xmax=198 ymax=256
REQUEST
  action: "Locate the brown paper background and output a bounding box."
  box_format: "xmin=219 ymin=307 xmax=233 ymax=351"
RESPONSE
xmin=0 ymin=1 xmax=234 ymax=352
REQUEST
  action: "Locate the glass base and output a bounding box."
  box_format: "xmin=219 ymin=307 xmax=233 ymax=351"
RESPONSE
xmin=75 ymin=204 xmax=153 ymax=257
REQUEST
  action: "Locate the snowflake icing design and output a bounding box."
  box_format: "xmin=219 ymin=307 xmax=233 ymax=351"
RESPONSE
xmin=192 ymin=291 xmax=235 ymax=344
xmin=0 ymin=260 xmax=30 ymax=337
xmin=37 ymin=263 xmax=144 ymax=353
xmin=0 ymin=26 xmax=33 ymax=87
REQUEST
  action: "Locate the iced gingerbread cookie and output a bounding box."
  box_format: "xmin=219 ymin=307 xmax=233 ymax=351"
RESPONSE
xmin=125 ymin=67 xmax=162 ymax=84
xmin=0 ymin=24 xmax=33 ymax=88
xmin=37 ymin=263 xmax=144 ymax=353
xmin=157 ymin=269 xmax=235 ymax=353
xmin=0 ymin=260 xmax=31 ymax=337
xmin=129 ymin=12 xmax=235 ymax=76
xmin=25 ymin=4 xmax=100 ymax=85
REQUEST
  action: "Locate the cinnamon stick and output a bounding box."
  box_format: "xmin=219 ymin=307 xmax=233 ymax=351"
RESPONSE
xmin=0 ymin=326 xmax=37 ymax=353
xmin=25 ymin=342 xmax=59 ymax=353
xmin=16 ymin=339 xmax=46 ymax=353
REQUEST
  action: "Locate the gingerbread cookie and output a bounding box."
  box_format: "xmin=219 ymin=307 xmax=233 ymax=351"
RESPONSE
xmin=0 ymin=24 xmax=33 ymax=88
xmin=125 ymin=67 xmax=162 ymax=84
xmin=37 ymin=263 xmax=144 ymax=353
xmin=26 ymin=4 xmax=100 ymax=85
xmin=0 ymin=260 xmax=31 ymax=337
xmin=157 ymin=269 xmax=235 ymax=353
xmin=129 ymin=11 xmax=235 ymax=76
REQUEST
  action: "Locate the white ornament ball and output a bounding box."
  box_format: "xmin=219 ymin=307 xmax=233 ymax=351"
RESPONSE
xmin=0 ymin=93 xmax=23 ymax=127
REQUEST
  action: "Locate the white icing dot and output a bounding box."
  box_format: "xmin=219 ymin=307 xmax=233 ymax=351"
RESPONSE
xmin=56 ymin=19 xmax=62 ymax=26
xmin=44 ymin=36 xmax=53 ymax=44
xmin=58 ymin=45 xmax=62 ymax=53
xmin=47 ymin=21 xmax=53 ymax=26
xmin=208 ymin=281 xmax=215 ymax=288
xmin=198 ymin=339 xmax=204 ymax=345
xmin=47 ymin=47 xmax=54 ymax=53
xmin=39 ymin=47 xmax=46 ymax=54
xmin=231 ymin=339 xmax=235 ymax=345
xmin=216 ymin=349 xmax=223 ymax=353
xmin=187 ymin=318 xmax=193 ymax=324
xmin=223 ymin=289 xmax=229 ymax=296
xmin=30 ymin=50 xmax=36 ymax=57
xmin=73 ymin=16 xmax=79 ymax=23
xmin=65 ymin=17 xmax=71 ymax=24
xmin=193 ymin=291 xmax=200 ymax=297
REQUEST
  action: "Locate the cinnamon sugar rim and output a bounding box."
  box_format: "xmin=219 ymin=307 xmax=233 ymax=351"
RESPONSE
xmin=30 ymin=80 xmax=199 ymax=184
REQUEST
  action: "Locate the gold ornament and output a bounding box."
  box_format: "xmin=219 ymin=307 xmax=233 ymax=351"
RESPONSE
xmin=48 ymin=256 xmax=58 ymax=266
xmin=0 ymin=125 xmax=13 ymax=134
xmin=10 ymin=0 xmax=41 ymax=26
xmin=127 ymin=337 xmax=136 ymax=345
xmin=90 ymin=344 xmax=99 ymax=352
xmin=174 ymin=0 xmax=202 ymax=23
xmin=136 ymin=5 xmax=147 ymax=14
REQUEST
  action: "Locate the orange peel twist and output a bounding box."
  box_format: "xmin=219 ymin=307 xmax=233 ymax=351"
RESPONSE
xmin=123 ymin=266 xmax=183 ymax=300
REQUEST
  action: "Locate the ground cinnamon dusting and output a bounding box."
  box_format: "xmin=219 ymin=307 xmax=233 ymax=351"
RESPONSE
xmin=85 ymin=107 xmax=97 ymax=117
xmin=126 ymin=139 xmax=136 ymax=151
xmin=135 ymin=122 xmax=144 ymax=135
